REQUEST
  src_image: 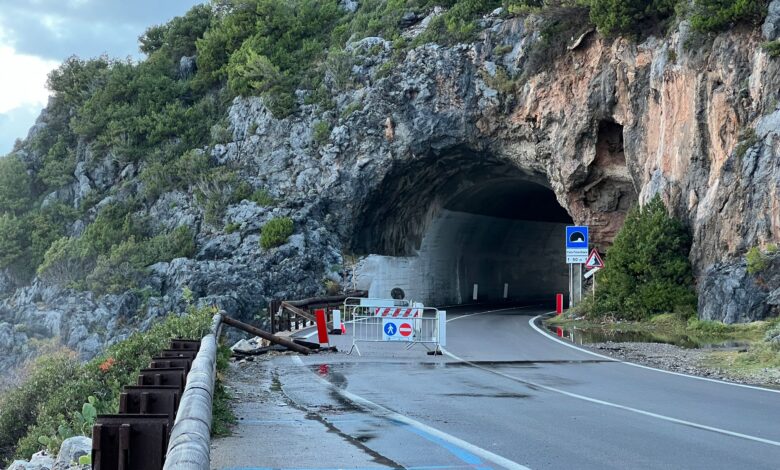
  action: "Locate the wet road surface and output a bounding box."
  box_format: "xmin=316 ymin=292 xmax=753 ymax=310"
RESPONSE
xmin=211 ymin=305 xmax=780 ymax=469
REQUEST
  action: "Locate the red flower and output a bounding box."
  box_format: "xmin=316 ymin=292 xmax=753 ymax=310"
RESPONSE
xmin=99 ymin=357 xmax=116 ymax=373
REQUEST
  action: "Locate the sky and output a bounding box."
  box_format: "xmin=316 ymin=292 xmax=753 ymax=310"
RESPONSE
xmin=0 ymin=0 xmax=204 ymax=155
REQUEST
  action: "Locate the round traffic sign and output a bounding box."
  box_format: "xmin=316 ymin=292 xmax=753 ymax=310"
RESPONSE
xmin=399 ymin=322 xmax=412 ymax=337
xmin=383 ymin=322 xmax=397 ymax=336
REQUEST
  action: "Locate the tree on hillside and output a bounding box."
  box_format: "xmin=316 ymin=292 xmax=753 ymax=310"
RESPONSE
xmin=594 ymin=195 xmax=697 ymax=320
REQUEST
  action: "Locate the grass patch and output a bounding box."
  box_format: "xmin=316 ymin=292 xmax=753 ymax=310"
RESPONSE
xmin=705 ymin=341 xmax=780 ymax=379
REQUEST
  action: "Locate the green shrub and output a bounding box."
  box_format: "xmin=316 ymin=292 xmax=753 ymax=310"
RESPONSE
xmin=735 ymin=128 xmax=761 ymax=159
xmin=591 ymin=195 xmax=697 ymax=320
xmin=312 ymin=120 xmax=332 ymax=145
xmin=140 ymin=150 xmax=212 ymax=201
xmin=746 ymin=244 xmax=778 ymax=275
xmin=341 ymin=101 xmax=364 ymax=119
xmin=0 ymin=214 xmax=28 ymax=271
xmin=763 ymin=40 xmax=780 ymax=57
xmin=260 ymin=217 xmax=294 ymax=249
xmin=690 ymin=0 xmax=768 ymax=32
xmin=224 ymin=222 xmax=241 ymax=234
xmin=0 ymin=156 xmax=32 ymax=215
xmin=5 ymin=299 xmax=225 ymax=462
xmin=222 ymin=0 xmax=345 ymax=117
xmin=39 ymin=137 xmax=77 ymax=189
xmin=196 ymin=171 xmax=249 ymax=226
xmin=84 ymin=227 xmax=195 ymax=295
xmin=250 ymin=188 xmax=276 ymax=207
xmin=139 ymin=4 xmax=213 ymax=59
xmin=584 ymin=0 xmax=677 ymax=37
xmin=0 ymin=353 xmax=79 ymax=463
xmin=29 ymin=204 xmax=78 ymax=270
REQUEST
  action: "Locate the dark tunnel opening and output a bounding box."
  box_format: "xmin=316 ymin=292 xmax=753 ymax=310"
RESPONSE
xmin=351 ymin=149 xmax=573 ymax=306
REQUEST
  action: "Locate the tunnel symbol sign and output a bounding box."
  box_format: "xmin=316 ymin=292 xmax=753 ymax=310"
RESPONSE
xmin=566 ymin=226 xmax=589 ymax=249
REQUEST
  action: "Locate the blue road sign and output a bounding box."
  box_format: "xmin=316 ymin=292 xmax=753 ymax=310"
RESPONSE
xmin=383 ymin=322 xmax=397 ymax=336
xmin=566 ymin=226 xmax=589 ymax=249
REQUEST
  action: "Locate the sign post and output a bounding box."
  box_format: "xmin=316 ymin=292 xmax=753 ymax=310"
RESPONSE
xmin=584 ymin=248 xmax=604 ymax=298
xmin=566 ymin=226 xmax=589 ymax=308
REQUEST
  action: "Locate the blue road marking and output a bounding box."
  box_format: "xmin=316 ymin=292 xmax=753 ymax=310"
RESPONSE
xmin=394 ymin=420 xmax=492 ymax=470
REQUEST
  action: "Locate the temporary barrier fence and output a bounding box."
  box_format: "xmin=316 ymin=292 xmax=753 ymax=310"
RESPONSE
xmin=342 ymin=298 xmax=445 ymax=355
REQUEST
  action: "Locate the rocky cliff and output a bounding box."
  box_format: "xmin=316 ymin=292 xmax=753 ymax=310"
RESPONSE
xmin=1 ymin=3 xmax=779 ymax=374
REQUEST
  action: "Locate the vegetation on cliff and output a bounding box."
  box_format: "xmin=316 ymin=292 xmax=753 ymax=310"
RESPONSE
xmin=0 ymin=0 xmax=772 ymax=298
xmin=0 ymin=294 xmax=232 ymax=464
xmin=584 ymin=196 xmax=697 ymax=320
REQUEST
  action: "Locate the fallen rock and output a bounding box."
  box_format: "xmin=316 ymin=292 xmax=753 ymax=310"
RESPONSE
xmin=52 ymin=436 xmax=91 ymax=470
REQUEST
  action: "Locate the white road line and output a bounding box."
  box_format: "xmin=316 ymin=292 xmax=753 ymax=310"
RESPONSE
xmin=446 ymin=305 xmax=540 ymax=323
xmin=441 ymin=348 xmax=780 ymax=448
xmin=291 ymin=355 xmax=532 ymax=470
xmin=529 ymin=314 xmax=780 ymax=395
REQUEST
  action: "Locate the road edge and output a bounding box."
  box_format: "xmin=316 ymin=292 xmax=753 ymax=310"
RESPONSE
xmin=529 ymin=313 xmax=780 ymax=395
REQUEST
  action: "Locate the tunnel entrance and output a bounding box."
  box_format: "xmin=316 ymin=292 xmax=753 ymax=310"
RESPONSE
xmin=351 ymin=148 xmax=573 ymax=306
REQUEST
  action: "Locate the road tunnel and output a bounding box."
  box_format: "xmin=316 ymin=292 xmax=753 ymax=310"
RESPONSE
xmin=351 ymin=148 xmax=573 ymax=306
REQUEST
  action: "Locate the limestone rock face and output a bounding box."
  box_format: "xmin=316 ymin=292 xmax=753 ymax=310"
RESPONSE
xmin=2 ymin=7 xmax=780 ymax=377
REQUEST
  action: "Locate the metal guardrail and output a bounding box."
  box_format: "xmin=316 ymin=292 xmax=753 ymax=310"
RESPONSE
xmin=162 ymin=312 xmax=223 ymax=470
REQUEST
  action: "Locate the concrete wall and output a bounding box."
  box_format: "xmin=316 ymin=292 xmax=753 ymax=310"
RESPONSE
xmin=353 ymin=210 xmax=569 ymax=306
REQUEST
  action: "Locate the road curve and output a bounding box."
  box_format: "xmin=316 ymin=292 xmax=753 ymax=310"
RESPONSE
xmin=214 ymin=305 xmax=780 ymax=470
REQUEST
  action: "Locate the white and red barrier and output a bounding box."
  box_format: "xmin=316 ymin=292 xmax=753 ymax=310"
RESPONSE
xmin=372 ymin=307 xmax=422 ymax=318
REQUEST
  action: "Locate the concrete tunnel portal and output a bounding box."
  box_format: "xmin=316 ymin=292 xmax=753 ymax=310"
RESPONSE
xmin=351 ymin=149 xmax=573 ymax=306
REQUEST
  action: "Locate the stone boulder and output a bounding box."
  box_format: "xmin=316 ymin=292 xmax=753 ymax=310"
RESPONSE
xmin=52 ymin=436 xmax=91 ymax=470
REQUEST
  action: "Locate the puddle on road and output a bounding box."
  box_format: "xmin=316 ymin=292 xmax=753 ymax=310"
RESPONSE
xmin=545 ymin=323 xmax=750 ymax=350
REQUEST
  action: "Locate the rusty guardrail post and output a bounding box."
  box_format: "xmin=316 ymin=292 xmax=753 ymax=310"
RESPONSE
xmin=162 ymin=312 xmax=222 ymax=470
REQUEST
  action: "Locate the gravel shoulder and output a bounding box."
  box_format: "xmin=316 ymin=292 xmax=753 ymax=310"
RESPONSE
xmin=580 ymin=341 xmax=780 ymax=389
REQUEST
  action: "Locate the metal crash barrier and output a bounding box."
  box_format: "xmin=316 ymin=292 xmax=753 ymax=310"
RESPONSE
xmin=342 ymin=298 xmax=446 ymax=355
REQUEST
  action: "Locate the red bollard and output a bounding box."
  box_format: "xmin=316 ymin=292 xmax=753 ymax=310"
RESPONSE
xmin=556 ymin=293 xmax=564 ymax=315
xmin=315 ymin=309 xmax=329 ymax=345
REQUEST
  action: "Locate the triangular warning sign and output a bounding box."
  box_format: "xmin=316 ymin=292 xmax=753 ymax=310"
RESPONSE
xmin=585 ymin=249 xmax=604 ymax=270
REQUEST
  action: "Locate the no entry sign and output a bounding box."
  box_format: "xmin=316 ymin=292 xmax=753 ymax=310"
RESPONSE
xmin=382 ymin=318 xmax=414 ymax=342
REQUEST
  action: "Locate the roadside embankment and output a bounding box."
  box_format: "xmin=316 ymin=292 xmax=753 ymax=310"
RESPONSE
xmin=546 ymin=314 xmax=780 ymax=388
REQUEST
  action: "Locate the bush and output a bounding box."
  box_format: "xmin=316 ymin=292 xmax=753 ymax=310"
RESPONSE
xmin=690 ymin=0 xmax=768 ymax=32
xmin=9 ymin=303 xmax=224 ymax=458
xmin=584 ymin=0 xmax=677 ymax=37
xmin=0 ymin=353 xmax=79 ymax=463
xmin=260 ymin=217 xmax=294 ymax=249
xmin=196 ymin=171 xmax=248 ymax=226
xmin=250 ymin=188 xmax=276 ymax=207
xmin=140 ymin=150 xmax=212 ymax=201
xmin=5 ymin=299 xmax=223 ymax=462
xmin=763 ymin=40 xmax=780 ymax=57
xmin=39 ymin=137 xmax=77 ymax=189
xmin=591 ymin=195 xmax=697 ymax=320
xmin=0 ymin=214 xmax=28 ymax=271
xmin=0 ymin=156 xmax=32 ymax=215
xmin=312 ymin=120 xmax=332 ymax=145
xmin=83 ymin=226 xmax=195 ymax=294
xmin=746 ymin=244 xmax=778 ymax=275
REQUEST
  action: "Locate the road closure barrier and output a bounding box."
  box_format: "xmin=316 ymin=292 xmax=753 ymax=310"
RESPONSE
xmin=341 ymin=297 xmax=445 ymax=355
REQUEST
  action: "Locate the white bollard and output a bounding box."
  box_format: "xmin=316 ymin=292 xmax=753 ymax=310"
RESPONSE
xmin=438 ymin=310 xmax=447 ymax=347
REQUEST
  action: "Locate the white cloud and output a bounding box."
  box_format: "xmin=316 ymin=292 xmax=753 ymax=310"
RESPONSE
xmin=0 ymin=43 xmax=59 ymax=113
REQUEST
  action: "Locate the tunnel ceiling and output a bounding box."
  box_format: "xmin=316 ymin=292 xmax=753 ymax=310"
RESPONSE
xmin=352 ymin=147 xmax=573 ymax=257
xmin=445 ymin=178 xmax=572 ymax=223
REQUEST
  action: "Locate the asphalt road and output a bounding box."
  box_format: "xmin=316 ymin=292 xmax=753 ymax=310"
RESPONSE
xmin=212 ymin=304 xmax=780 ymax=470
